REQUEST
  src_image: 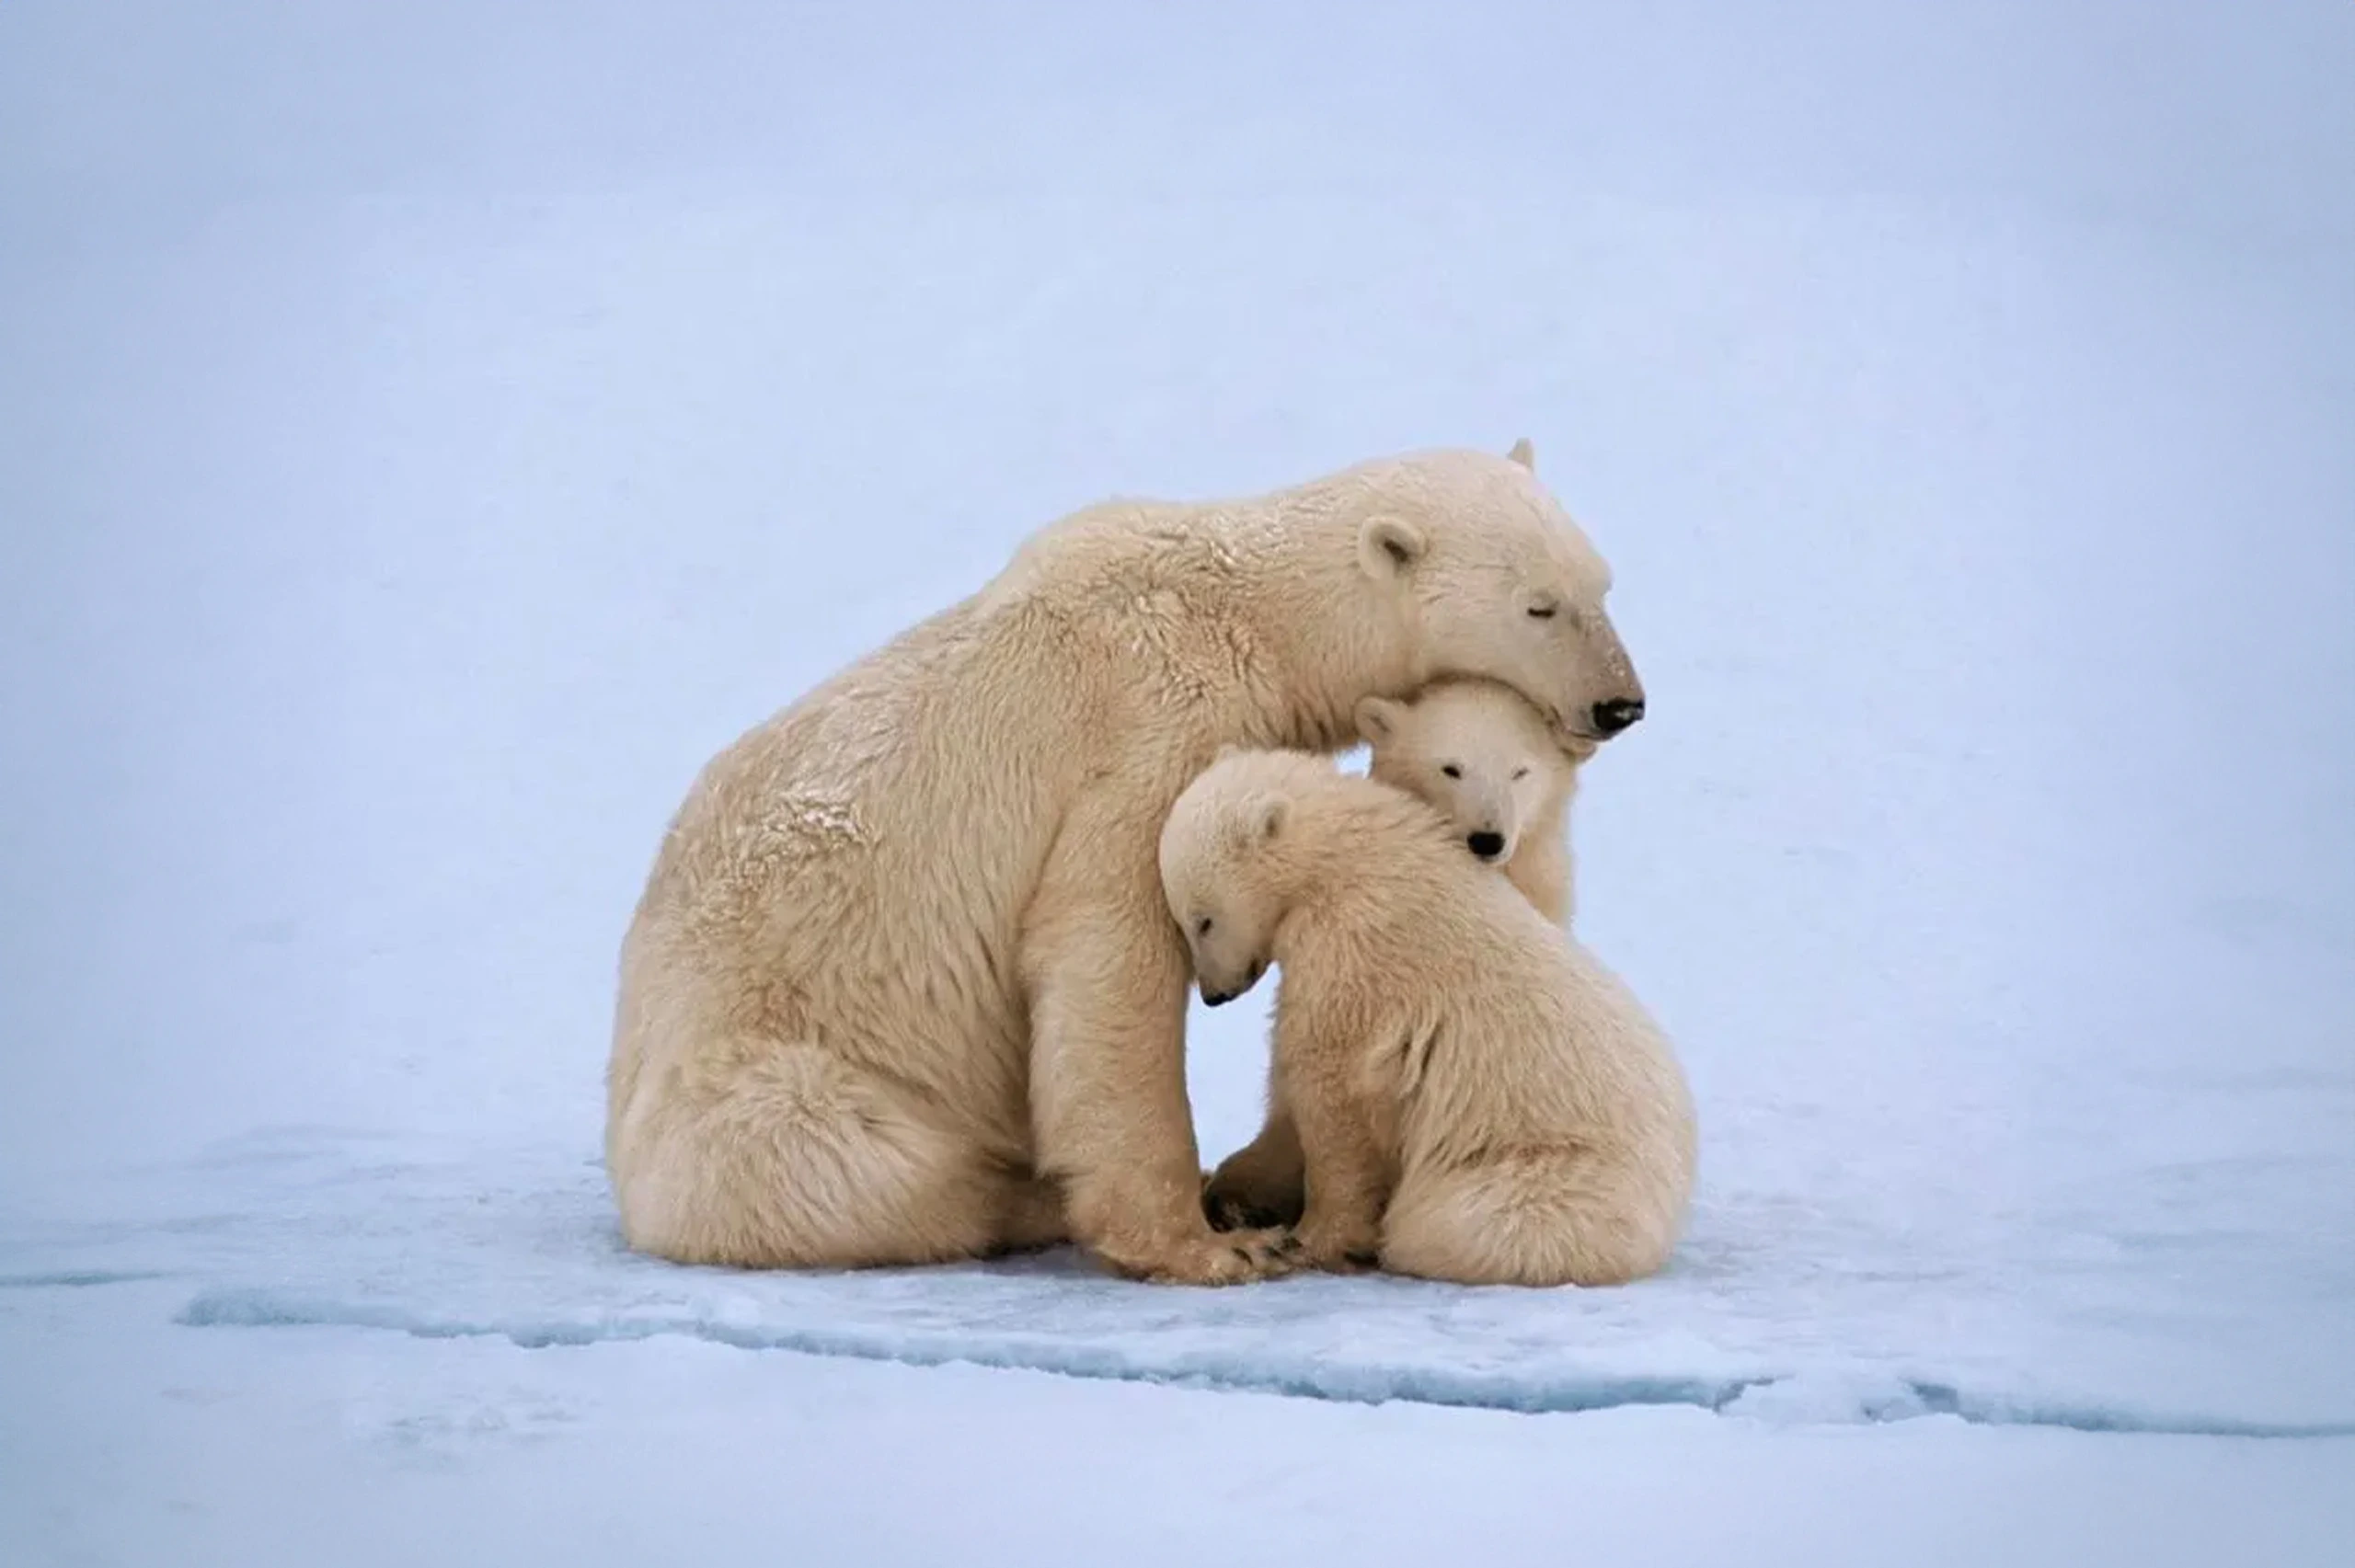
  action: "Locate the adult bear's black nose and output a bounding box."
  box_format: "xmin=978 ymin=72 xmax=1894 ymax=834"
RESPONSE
xmin=1467 ymin=830 xmax=1506 ymax=861
xmin=1591 ymin=696 xmax=1646 ymax=736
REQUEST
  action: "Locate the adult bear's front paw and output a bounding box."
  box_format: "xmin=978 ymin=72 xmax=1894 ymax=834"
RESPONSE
xmin=1094 ymin=1224 xmax=1302 ymax=1287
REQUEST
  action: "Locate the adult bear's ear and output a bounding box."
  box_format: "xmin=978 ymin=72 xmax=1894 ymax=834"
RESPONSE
xmin=1506 ymin=437 xmax=1535 ymax=471
xmin=1358 ymin=515 xmax=1427 ymax=578
xmin=1354 ymin=695 xmax=1401 ymax=745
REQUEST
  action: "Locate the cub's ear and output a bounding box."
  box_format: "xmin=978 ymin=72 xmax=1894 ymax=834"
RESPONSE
xmin=1354 ymin=695 xmax=1403 ymax=745
xmin=1506 ymin=437 xmax=1535 ymax=471
xmin=1357 ymin=515 xmax=1427 ymax=578
xmin=1251 ymin=794 xmax=1289 ymax=844
xmin=1212 ymin=742 xmax=1246 ymax=766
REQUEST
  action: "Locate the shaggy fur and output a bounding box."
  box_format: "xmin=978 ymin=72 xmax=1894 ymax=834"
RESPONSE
xmin=605 ymin=441 xmax=1644 ymax=1285
xmin=1203 ymin=677 xmax=1590 ymax=1229
xmin=1163 ymin=750 xmax=1695 ymax=1287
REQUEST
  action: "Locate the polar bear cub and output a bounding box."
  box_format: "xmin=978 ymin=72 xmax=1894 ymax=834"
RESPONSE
xmin=1357 ymin=676 xmax=1591 ymax=927
xmin=1200 ymin=677 xmax=1590 ymax=1230
xmin=1161 ymin=749 xmax=1695 ymax=1286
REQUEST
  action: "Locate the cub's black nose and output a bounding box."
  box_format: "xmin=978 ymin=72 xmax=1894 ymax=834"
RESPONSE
xmin=1591 ymin=696 xmax=1646 ymax=736
xmin=1467 ymin=830 xmax=1506 ymax=861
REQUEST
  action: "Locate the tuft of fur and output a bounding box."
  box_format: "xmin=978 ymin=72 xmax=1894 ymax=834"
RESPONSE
xmin=1163 ymin=750 xmax=1694 ymax=1287
xmin=608 ymin=444 xmax=1647 ymax=1285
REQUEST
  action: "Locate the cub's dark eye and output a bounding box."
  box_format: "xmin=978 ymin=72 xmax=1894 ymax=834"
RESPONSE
xmin=1511 ymin=766 xmax=1530 ymax=781
xmin=1195 ymin=916 xmax=1214 ymax=936
xmin=1441 ymin=764 xmax=1462 ymax=779
xmin=1527 ymin=603 xmax=1557 ymax=620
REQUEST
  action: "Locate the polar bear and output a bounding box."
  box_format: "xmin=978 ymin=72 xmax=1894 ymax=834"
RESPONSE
xmin=1360 ymin=676 xmax=1590 ymax=926
xmin=606 ymin=441 xmax=1647 ymax=1286
xmin=1202 ymin=676 xmax=1590 ymax=1230
xmin=1159 ymin=749 xmax=1694 ymax=1286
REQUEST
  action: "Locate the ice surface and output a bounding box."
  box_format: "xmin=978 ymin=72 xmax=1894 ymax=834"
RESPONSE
xmin=10 ymin=1280 xmax=2353 ymax=1568
xmin=6 ymin=1108 xmax=2349 ymax=1442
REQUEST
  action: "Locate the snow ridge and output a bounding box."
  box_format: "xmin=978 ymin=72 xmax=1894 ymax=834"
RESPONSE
xmin=170 ymin=1281 xmax=2355 ymax=1440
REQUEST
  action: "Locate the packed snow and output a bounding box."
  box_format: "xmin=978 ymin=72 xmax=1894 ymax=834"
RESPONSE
xmin=4 ymin=3 xmax=2354 ymax=1564
xmin=7 ymin=1122 xmax=2351 ymax=1439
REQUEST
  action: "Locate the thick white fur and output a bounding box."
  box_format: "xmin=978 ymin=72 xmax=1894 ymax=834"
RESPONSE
xmin=1361 ymin=676 xmax=1588 ymax=925
xmin=1204 ymin=677 xmax=1589 ymax=1227
xmin=1163 ymin=750 xmax=1695 ymax=1287
xmin=606 ymin=444 xmax=1645 ymax=1285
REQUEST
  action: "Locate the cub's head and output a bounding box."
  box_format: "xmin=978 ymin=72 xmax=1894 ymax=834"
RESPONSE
xmin=1357 ymin=678 xmax=1584 ymax=868
xmin=1356 ymin=439 xmax=1645 ymax=747
xmin=1157 ymin=749 xmax=1328 ymax=1006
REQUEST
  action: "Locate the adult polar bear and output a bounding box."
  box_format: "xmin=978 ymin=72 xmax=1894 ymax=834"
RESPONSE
xmin=605 ymin=441 xmax=1646 ymax=1285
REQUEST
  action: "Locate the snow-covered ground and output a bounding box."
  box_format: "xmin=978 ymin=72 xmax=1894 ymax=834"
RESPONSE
xmin=5 ymin=4 xmax=2354 ymax=1563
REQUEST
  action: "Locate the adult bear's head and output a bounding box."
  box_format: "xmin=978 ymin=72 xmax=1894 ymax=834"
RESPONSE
xmin=1353 ymin=439 xmax=1645 ymax=747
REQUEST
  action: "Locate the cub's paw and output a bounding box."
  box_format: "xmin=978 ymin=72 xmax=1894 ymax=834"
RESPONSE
xmin=1096 ymin=1226 xmax=1303 ymax=1287
xmin=1292 ymin=1219 xmax=1384 ymax=1275
xmin=1200 ymin=1169 xmax=1304 ymax=1234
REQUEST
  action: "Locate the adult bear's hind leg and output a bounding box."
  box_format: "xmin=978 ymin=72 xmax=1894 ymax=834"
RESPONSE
xmin=985 ymin=1173 xmax=1071 ymax=1256
xmin=614 ymin=1036 xmax=1007 ymax=1270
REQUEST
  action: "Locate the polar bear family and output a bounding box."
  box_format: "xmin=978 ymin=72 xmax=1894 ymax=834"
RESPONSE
xmin=605 ymin=441 xmax=1693 ymax=1287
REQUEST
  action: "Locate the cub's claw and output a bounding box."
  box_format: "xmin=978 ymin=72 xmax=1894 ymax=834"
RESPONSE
xmin=1097 ymin=1225 xmax=1303 ymax=1287
xmin=1292 ymin=1219 xmax=1384 ymax=1274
